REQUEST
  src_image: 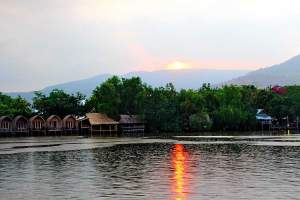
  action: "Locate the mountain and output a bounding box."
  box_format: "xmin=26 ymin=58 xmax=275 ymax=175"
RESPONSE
xmin=6 ymin=69 xmax=249 ymax=101
xmin=6 ymin=74 xmax=112 ymax=101
xmin=226 ymin=55 xmax=300 ymax=87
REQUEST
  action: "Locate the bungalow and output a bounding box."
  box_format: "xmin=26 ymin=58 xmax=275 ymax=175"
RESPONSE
xmin=13 ymin=115 xmax=29 ymax=134
xmin=0 ymin=116 xmax=13 ymax=135
xmin=79 ymin=113 xmax=118 ymax=136
xmin=29 ymin=115 xmax=46 ymax=135
xmin=62 ymin=115 xmax=78 ymax=134
xmin=272 ymin=85 xmax=288 ymax=95
xmin=46 ymin=115 xmax=63 ymax=133
xmin=256 ymin=109 xmax=272 ymax=123
xmin=119 ymin=115 xmax=145 ymax=136
xmin=256 ymin=109 xmax=272 ymax=130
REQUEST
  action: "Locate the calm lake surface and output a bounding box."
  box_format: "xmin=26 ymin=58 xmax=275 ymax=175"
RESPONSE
xmin=1 ymin=135 xmax=300 ymax=200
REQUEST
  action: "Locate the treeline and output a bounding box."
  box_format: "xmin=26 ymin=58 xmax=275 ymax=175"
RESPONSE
xmin=1 ymin=76 xmax=300 ymax=133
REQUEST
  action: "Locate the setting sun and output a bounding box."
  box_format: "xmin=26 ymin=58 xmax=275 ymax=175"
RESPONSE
xmin=167 ymin=61 xmax=190 ymax=70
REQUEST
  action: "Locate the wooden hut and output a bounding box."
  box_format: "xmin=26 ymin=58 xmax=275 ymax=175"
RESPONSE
xmin=256 ymin=109 xmax=272 ymax=131
xmin=0 ymin=116 xmax=13 ymax=135
xmin=13 ymin=115 xmax=29 ymax=135
xmin=29 ymin=115 xmax=46 ymax=135
xmin=62 ymin=115 xmax=78 ymax=135
xmin=46 ymin=115 xmax=63 ymax=134
xmin=79 ymin=113 xmax=118 ymax=136
xmin=119 ymin=115 xmax=145 ymax=136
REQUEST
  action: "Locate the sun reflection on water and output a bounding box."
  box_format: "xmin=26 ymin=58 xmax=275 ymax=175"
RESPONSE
xmin=171 ymin=144 xmax=190 ymax=200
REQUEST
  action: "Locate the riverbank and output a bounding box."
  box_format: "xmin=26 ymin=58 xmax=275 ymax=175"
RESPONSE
xmin=0 ymin=133 xmax=299 ymax=155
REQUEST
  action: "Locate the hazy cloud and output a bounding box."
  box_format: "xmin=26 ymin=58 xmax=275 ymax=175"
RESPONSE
xmin=1 ymin=0 xmax=300 ymax=91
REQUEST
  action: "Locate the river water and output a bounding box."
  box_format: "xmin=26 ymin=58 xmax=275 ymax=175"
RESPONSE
xmin=0 ymin=135 xmax=300 ymax=200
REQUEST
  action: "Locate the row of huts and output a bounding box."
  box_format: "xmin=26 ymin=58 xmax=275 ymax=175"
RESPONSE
xmin=0 ymin=113 xmax=145 ymax=136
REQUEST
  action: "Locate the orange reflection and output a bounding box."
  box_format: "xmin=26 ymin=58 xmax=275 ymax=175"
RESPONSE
xmin=171 ymin=144 xmax=190 ymax=200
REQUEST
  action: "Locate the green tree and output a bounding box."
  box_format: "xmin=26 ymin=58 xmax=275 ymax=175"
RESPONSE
xmin=143 ymin=83 xmax=181 ymax=133
xmin=33 ymin=89 xmax=85 ymax=117
xmin=189 ymin=112 xmax=212 ymax=131
xmin=178 ymin=89 xmax=204 ymax=131
xmin=0 ymin=93 xmax=32 ymax=117
xmin=120 ymin=77 xmax=146 ymax=115
xmin=87 ymin=76 xmax=122 ymax=119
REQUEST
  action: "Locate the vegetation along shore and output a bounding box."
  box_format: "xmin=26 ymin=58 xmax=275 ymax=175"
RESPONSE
xmin=1 ymin=76 xmax=300 ymax=135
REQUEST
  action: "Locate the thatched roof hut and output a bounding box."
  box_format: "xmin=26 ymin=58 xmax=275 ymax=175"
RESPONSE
xmin=29 ymin=115 xmax=45 ymax=130
xmin=0 ymin=116 xmax=13 ymax=132
xmin=119 ymin=115 xmax=145 ymax=135
xmin=80 ymin=113 xmax=118 ymax=135
xmin=62 ymin=115 xmax=78 ymax=130
xmin=13 ymin=115 xmax=29 ymax=132
xmin=119 ymin=115 xmax=144 ymax=124
xmin=84 ymin=113 xmax=119 ymax=125
xmin=46 ymin=115 xmax=62 ymax=131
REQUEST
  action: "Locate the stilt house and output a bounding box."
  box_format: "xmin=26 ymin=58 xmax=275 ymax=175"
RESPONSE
xmin=0 ymin=116 xmax=13 ymax=135
xmin=62 ymin=115 xmax=78 ymax=134
xmin=13 ymin=115 xmax=29 ymax=134
xmin=29 ymin=115 xmax=46 ymax=134
xmin=79 ymin=113 xmax=118 ymax=136
xmin=119 ymin=115 xmax=145 ymax=136
xmin=46 ymin=115 xmax=63 ymax=133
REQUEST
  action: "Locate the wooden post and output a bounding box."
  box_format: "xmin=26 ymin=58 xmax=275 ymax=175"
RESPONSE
xmin=109 ymin=125 xmax=111 ymax=137
xmin=80 ymin=120 xmax=82 ymax=135
xmin=287 ymin=116 xmax=289 ymax=134
xmin=100 ymin=124 xmax=102 ymax=136
xmin=115 ymin=125 xmax=118 ymax=137
xmin=297 ymin=116 xmax=299 ymax=133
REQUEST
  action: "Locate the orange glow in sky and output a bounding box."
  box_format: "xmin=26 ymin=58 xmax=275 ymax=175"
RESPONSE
xmin=171 ymin=144 xmax=190 ymax=200
xmin=167 ymin=61 xmax=190 ymax=70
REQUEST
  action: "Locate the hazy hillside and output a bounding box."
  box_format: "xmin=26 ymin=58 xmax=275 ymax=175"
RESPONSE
xmin=6 ymin=69 xmax=248 ymax=101
xmin=226 ymin=55 xmax=300 ymax=87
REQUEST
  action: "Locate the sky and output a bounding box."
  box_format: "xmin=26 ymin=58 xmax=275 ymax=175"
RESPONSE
xmin=1 ymin=0 xmax=300 ymax=92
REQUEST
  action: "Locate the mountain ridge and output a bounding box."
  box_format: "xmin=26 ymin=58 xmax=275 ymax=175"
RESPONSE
xmin=5 ymin=69 xmax=249 ymax=101
xmin=226 ymin=55 xmax=300 ymax=87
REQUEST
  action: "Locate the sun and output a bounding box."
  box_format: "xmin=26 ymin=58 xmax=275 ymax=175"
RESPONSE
xmin=166 ymin=61 xmax=190 ymax=70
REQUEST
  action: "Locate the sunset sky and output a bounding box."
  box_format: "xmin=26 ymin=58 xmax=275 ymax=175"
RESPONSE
xmin=1 ymin=0 xmax=300 ymax=92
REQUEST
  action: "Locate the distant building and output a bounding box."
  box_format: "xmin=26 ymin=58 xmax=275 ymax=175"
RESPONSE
xmin=271 ymin=85 xmax=288 ymax=95
xmin=256 ymin=109 xmax=272 ymax=122
xmin=256 ymin=109 xmax=272 ymax=131
xmin=119 ymin=115 xmax=145 ymax=136
xmin=79 ymin=113 xmax=118 ymax=136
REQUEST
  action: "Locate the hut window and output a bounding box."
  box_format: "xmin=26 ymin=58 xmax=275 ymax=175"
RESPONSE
xmin=18 ymin=122 xmax=22 ymax=129
xmin=34 ymin=120 xmax=43 ymax=129
xmin=3 ymin=121 xmax=11 ymax=129
xmin=51 ymin=121 xmax=57 ymax=128
xmin=18 ymin=121 xmax=26 ymax=129
xmin=22 ymin=122 xmax=26 ymax=129
xmin=67 ymin=120 xmax=74 ymax=129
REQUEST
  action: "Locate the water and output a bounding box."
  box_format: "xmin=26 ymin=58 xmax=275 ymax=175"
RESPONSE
xmin=1 ymin=135 xmax=300 ymax=200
